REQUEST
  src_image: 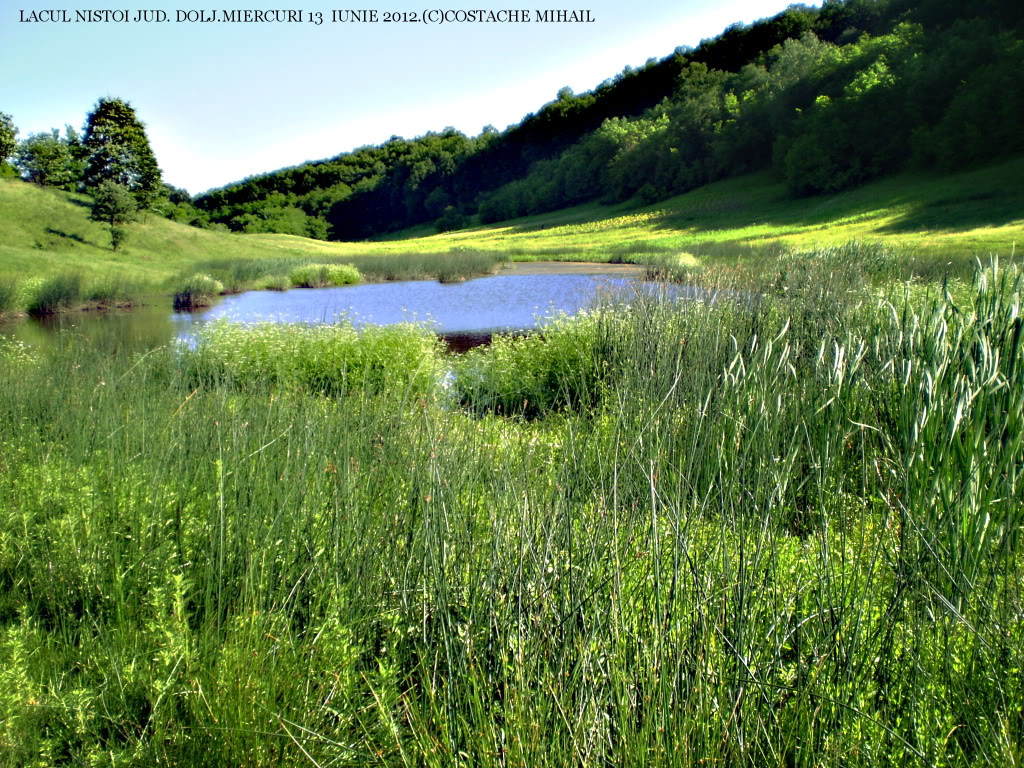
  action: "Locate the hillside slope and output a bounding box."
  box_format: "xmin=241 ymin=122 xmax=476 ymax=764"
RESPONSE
xmin=364 ymin=157 xmax=1024 ymax=266
xmin=0 ymin=180 xmax=375 ymax=287
xmin=1 ymin=157 xmax=1021 ymax=291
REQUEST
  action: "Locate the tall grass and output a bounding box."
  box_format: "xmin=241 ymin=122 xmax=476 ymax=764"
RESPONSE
xmin=0 ymin=273 xmax=147 ymax=316
xmin=288 ymin=262 xmax=362 ymax=288
xmin=0 ymin=276 xmax=18 ymax=315
xmin=25 ymin=272 xmax=82 ymax=315
xmin=172 ymin=272 xmax=224 ymax=310
xmin=0 ymin=257 xmax=1020 ymax=765
xmin=82 ymin=273 xmax=145 ymax=307
xmin=182 ymin=318 xmax=443 ymax=396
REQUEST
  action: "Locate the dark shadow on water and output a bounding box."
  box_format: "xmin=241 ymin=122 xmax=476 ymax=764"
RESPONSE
xmin=439 ymin=330 xmax=495 ymax=353
xmin=439 ymin=329 xmax=533 ymax=354
xmin=5 ymin=305 xmax=178 ymax=352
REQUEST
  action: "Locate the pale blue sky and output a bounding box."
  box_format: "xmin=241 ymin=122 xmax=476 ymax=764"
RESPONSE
xmin=2 ymin=0 xmax=813 ymax=194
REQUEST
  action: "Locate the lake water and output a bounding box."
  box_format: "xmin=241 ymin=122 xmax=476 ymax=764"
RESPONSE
xmin=1 ymin=264 xmax=675 ymax=352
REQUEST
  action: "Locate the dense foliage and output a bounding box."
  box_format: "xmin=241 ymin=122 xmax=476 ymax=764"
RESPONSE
xmin=2 ymin=98 xmax=170 ymax=248
xmin=82 ymin=98 xmax=163 ymax=209
xmin=89 ymin=179 xmax=138 ymax=251
xmin=0 ymin=112 xmax=18 ymax=171
xmin=188 ymin=0 xmax=1022 ymax=239
xmin=13 ymin=127 xmax=85 ymax=190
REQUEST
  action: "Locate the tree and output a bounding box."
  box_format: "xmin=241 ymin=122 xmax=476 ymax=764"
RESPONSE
xmin=83 ymin=98 xmax=162 ymax=209
xmin=63 ymin=125 xmax=88 ymax=189
xmin=435 ymin=205 xmax=466 ymax=232
xmin=0 ymin=112 xmax=17 ymax=169
xmin=15 ymin=129 xmax=76 ymax=188
xmin=90 ymin=180 xmax=137 ymax=251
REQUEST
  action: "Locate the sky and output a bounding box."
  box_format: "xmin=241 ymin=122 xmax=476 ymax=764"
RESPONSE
xmin=2 ymin=0 xmax=815 ymax=194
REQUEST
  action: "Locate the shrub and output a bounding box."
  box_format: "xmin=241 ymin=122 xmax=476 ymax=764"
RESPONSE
xmin=173 ymin=273 xmax=224 ymax=310
xmin=435 ymin=205 xmax=467 ymax=233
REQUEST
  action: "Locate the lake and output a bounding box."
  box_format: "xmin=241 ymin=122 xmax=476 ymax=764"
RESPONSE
xmin=2 ymin=263 xmax=676 ymax=351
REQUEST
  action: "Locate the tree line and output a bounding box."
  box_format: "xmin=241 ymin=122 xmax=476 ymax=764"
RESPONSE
xmin=3 ymin=0 xmax=1021 ymax=243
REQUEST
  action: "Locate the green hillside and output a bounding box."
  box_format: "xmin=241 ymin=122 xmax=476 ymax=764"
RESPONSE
xmin=373 ymin=157 xmax=1024 ymax=261
xmin=1 ymin=155 xmax=1022 ymax=309
xmin=188 ymin=0 xmax=1023 ymax=241
xmin=0 ymin=179 xmax=358 ymax=286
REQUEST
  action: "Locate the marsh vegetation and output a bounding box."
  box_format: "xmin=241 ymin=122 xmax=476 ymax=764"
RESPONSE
xmin=1 ymin=248 xmax=1021 ymax=765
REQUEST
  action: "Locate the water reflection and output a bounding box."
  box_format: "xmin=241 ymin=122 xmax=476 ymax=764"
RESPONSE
xmin=2 ymin=305 xmax=180 ymax=352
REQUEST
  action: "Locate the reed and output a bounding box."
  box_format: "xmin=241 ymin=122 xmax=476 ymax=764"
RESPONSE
xmin=83 ymin=273 xmax=145 ymax=307
xmin=25 ymin=272 xmax=82 ymax=315
xmin=172 ymin=272 xmax=224 ymax=310
xmin=288 ymin=262 xmax=362 ymax=288
xmin=0 ymin=276 xmax=18 ymax=315
xmin=0 ymin=256 xmax=1020 ymax=766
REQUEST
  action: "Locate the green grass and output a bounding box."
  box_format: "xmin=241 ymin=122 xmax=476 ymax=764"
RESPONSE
xmin=369 ymin=157 xmax=1024 ymax=273
xmin=0 ymin=276 xmax=19 ymax=315
xmin=25 ymin=272 xmax=83 ymax=315
xmin=82 ymin=273 xmax=145 ymax=307
xmin=0 ymin=255 xmax=1021 ymax=765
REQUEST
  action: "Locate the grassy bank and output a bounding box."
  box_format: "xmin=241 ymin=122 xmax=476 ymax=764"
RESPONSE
xmin=180 ymin=250 xmax=505 ymax=296
xmin=1 ymin=253 xmax=1021 ymax=765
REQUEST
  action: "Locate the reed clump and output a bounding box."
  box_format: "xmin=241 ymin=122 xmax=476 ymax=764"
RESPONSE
xmin=26 ymin=272 xmax=83 ymax=315
xmin=0 ymin=276 xmax=19 ymax=315
xmin=182 ymin=318 xmax=443 ymax=397
xmin=172 ymin=273 xmax=224 ymax=310
xmin=83 ymin=274 xmax=144 ymax=307
xmin=288 ymin=262 xmax=362 ymax=288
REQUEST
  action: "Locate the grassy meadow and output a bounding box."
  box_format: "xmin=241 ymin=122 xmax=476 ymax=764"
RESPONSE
xmin=1 ymin=242 xmax=1022 ymax=764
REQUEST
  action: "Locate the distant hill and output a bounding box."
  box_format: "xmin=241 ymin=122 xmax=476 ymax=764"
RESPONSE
xmin=189 ymin=0 xmax=1023 ymax=242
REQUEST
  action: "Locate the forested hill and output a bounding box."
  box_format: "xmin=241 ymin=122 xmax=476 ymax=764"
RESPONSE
xmin=188 ymin=0 xmax=1024 ymax=241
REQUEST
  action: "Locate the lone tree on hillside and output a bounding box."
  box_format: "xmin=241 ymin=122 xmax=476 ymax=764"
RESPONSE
xmin=0 ymin=112 xmax=17 ymax=168
xmin=90 ymin=180 xmax=137 ymax=251
xmin=83 ymin=98 xmax=162 ymax=209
